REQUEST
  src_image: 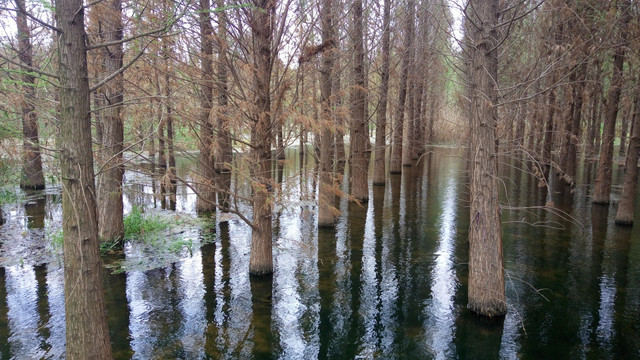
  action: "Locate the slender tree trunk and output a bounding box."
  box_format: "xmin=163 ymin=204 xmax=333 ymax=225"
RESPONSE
xmin=216 ymin=0 xmax=232 ymax=209
xmin=593 ymin=0 xmax=631 ymax=204
xmin=16 ymin=0 xmax=45 ymax=190
xmin=390 ymin=1 xmax=413 ymax=174
xmin=249 ymin=0 xmax=275 ymax=275
xmin=333 ymin=58 xmax=346 ymax=164
xmin=196 ymin=0 xmax=217 ymax=212
xmin=542 ymin=71 xmax=557 ymax=182
xmin=618 ymin=101 xmax=631 ymax=157
xmin=402 ymin=64 xmax=415 ymax=167
xmin=615 ymin=92 xmax=640 ymax=225
xmin=349 ymin=0 xmax=368 ymax=202
xmin=466 ymin=0 xmax=506 ymax=317
xmin=372 ymin=0 xmax=391 ymax=186
xmin=95 ymin=0 xmax=125 ymax=241
xmin=55 ymin=0 xmax=113 ymax=357
xmin=318 ymin=0 xmax=336 ymax=227
xmin=564 ymin=64 xmax=586 ymax=185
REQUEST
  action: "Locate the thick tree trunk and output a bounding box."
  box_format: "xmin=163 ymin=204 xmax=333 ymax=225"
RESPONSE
xmin=318 ymin=0 xmax=336 ymax=227
xmin=593 ymin=0 xmax=630 ymax=204
xmin=55 ymin=0 xmax=113 ymax=357
xmin=466 ymin=0 xmax=506 ymax=317
xmin=372 ymin=0 xmax=391 ymax=186
xmin=349 ymin=0 xmax=368 ymax=202
xmin=95 ymin=0 xmax=125 ymax=241
xmin=196 ymin=0 xmax=217 ymax=212
xmin=249 ymin=0 xmax=275 ymax=275
xmin=390 ymin=1 xmax=414 ymax=174
xmin=16 ymin=0 xmax=45 ymax=190
xmin=615 ymin=92 xmax=640 ymax=225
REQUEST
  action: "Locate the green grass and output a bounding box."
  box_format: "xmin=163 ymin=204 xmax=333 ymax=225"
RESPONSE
xmin=123 ymin=206 xmax=169 ymax=239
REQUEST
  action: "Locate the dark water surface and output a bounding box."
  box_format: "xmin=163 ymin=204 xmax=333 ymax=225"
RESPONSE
xmin=0 ymin=146 xmax=639 ymax=359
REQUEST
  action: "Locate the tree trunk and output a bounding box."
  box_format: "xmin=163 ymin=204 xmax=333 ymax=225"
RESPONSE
xmin=249 ymin=0 xmax=275 ymax=275
xmin=16 ymin=0 xmax=45 ymax=190
xmin=95 ymin=0 xmax=125 ymax=241
xmin=390 ymin=1 xmax=414 ymax=174
xmin=615 ymin=92 xmax=640 ymax=225
xmin=618 ymin=101 xmax=631 ymax=157
xmin=466 ymin=0 xmax=506 ymax=317
xmin=318 ymin=0 xmax=336 ymax=227
xmin=196 ymin=0 xmax=217 ymax=212
xmin=593 ymin=0 xmax=631 ymax=204
xmin=55 ymin=0 xmax=113 ymax=357
xmin=216 ymin=0 xmax=232 ymax=209
xmin=349 ymin=0 xmax=368 ymax=202
xmin=372 ymin=0 xmax=391 ymax=186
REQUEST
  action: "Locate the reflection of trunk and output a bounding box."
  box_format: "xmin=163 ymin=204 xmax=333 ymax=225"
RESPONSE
xmin=390 ymin=1 xmax=413 ymax=174
xmin=318 ymin=0 xmax=336 ymax=227
xmin=249 ymin=0 xmax=275 ymax=275
xmin=24 ymin=194 xmax=45 ymax=229
xmin=95 ymin=0 xmax=125 ymax=241
xmin=349 ymin=0 xmax=369 ymax=202
xmin=593 ymin=0 xmax=630 ymax=204
xmin=466 ymin=0 xmax=506 ymax=317
xmin=16 ymin=0 xmax=45 ymax=190
xmin=373 ymin=0 xmax=391 ymax=186
xmin=196 ymin=0 xmax=216 ymax=212
xmin=103 ymin=266 xmax=133 ymax=357
xmin=615 ymin=92 xmax=640 ymax=225
xmin=55 ymin=0 xmax=113 ymax=356
xmin=250 ymin=274 xmax=273 ymax=357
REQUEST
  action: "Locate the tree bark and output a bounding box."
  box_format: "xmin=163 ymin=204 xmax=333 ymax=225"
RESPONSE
xmin=466 ymin=0 xmax=506 ymax=317
xmin=196 ymin=0 xmax=217 ymax=212
xmin=317 ymin=0 xmax=336 ymax=227
xmin=390 ymin=1 xmax=413 ymax=174
xmin=372 ymin=0 xmax=391 ymax=186
xmin=249 ymin=0 xmax=275 ymax=275
xmin=615 ymin=92 xmax=640 ymax=225
xmin=16 ymin=0 xmax=45 ymax=190
xmin=349 ymin=0 xmax=368 ymax=202
xmin=55 ymin=0 xmax=113 ymax=357
xmin=95 ymin=0 xmax=125 ymax=241
xmin=593 ymin=0 xmax=631 ymax=204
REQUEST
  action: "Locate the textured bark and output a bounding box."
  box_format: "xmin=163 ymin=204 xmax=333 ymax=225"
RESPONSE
xmin=618 ymin=102 xmax=630 ymax=157
xmin=249 ymin=0 xmax=275 ymax=275
xmin=216 ymin=0 xmax=232 ymax=173
xmin=390 ymin=1 xmax=413 ymax=174
xmin=196 ymin=0 xmax=217 ymax=212
xmin=349 ymin=0 xmax=368 ymax=202
xmin=593 ymin=0 xmax=631 ymax=204
xmin=466 ymin=0 xmax=506 ymax=317
xmin=16 ymin=0 xmax=45 ymax=190
xmin=55 ymin=0 xmax=113 ymax=357
xmin=372 ymin=0 xmax=391 ymax=186
xmin=318 ymin=0 xmax=336 ymax=227
xmin=94 ymin=0 xmax=125 ymax=241
xmin=615 ymin=93 xmax=640 ymax=225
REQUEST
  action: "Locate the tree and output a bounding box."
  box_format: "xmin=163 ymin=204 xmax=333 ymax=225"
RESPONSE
xmin=593 ymin=0 xmax=631 ymax=204
xmin=372 ymin=0 xmax=391 ymax=186
xmin=465 ymin=0 xmax=506 ymax=317
xmin=349 ymin=0 xmax=368 ymax=202
xmin=56 ymin=0 xmax=113 ymax=356
xmin=16 ymin=0 xmax=45 ymax=190
xmin=92 ymin=0 xmax=125 ymax=241
xmin=389 ymin=1 xmax=414 ymax=175
xmin=317 ymin=0 xmax=337 ymax=227
xmin=615 ymin=90 xmax=640 ymax=225
xmin=248 ymin=0 xmax=276 ymax=275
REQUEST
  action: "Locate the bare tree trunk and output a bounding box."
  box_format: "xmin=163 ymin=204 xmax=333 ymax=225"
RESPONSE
xmin=95 ymin=0 xmax=125 ymax=241
xmin=390 ymin=1 xmax=414 ymax=174
xmin=372 ymin=0 xmax=391 ymax=186
xmin=55 ymin=0 xmax=113 ymax=356
xmin=318 ymin=0 xmax=337 ymax=227
xmin=466 ymin=0 xmax=506 ymax=317
xmin=16 ymin=0 xmax=45 ymax=190
xmin=349 ymin=0 xmax=368 ymax=202
xmin=249 ymin=0 xmax=275 ymax=275
xmin=618 ymin=100 xmax=631 ymax=157
xmin=216 ymin=0 xmax=232 ymax=209
xmin=196 ymin=0 xmax=217 ymax=212
xmin=593 ymin=0 xmax=631 ymax=204
xmin=615 ymin=92 xmax=640 ymax=225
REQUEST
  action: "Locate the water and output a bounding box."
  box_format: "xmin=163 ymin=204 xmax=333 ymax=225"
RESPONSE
xmin=0 ymin=146 xmax=639 ymax=359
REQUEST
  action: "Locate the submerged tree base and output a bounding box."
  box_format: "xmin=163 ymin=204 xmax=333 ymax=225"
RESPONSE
xmin=468 ymin=301 xmax=507 ymax=318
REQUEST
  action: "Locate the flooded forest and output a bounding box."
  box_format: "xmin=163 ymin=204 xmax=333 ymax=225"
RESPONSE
xmin=0 ymin=0 xmax=639 ymax=359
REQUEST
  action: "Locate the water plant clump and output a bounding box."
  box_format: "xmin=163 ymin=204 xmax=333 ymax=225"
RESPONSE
xmin=123 ymin=206 xmax=169 ymax=240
